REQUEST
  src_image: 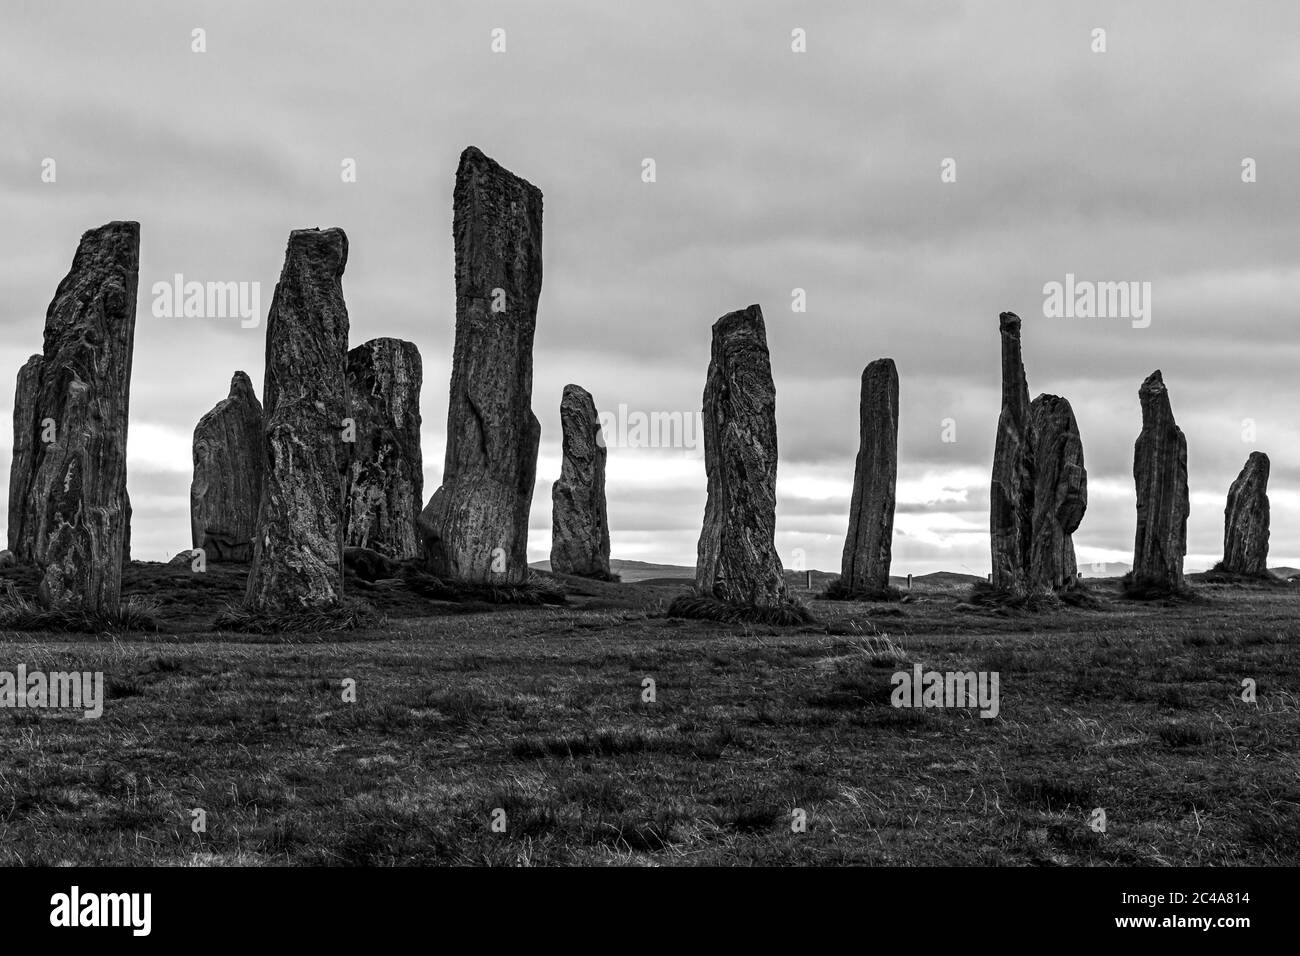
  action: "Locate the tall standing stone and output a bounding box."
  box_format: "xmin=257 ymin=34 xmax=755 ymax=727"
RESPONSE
xmin=1029 ymin=393 xmax=1087 ymax=590
xmin=191 ymin=371 xmax=264 ymax=562
xmin=839 ymin=358 xmax=898 ymax=595
xmin=1221 ymin=451 xmax=1269 ymax=576
xmin=550 ymin=384 xmax=610 ymax=578
xmin=8 ymin=354 xmax=43 ymax=562
xmin=419 ymin=146 xmax=542 ymax=584
xmin=245 ymin=228 xmax=350 ymax=610
xmin=345 ymin=338 xmax=423 ymax=559
xmin=989 ymin=311 xmax=1035 ymax=595
xmin=1130 ymin=370 xmax=1189 ymax=593
xmin=694 ymin=305 xmax=789 ymax=608
xmin=21 ymin=222 xmax=139 ymax=610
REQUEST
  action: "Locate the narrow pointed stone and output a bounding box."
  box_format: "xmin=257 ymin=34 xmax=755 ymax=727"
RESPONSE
xmin=1130 ymin=370 xmax=1189 ymax=593
xmin=22 ymin=221 xmax=139 ymax=611
xmin=1029 ymin=393 xmax=1087 ymax=590
xmin=839 ymin=358 xmax=898 ymax=594
xmin=418 ymin=146 xmax=542 ymax=584
xmin=7 ymin=354 xmax=43 ymax=562
xmin=1221 ymin=451 xmax=1269 ymax=576
xmin=245 ymin=228 xmax=350 ymax=610
xmin=694 ymin=305 xmax=789 ymax=607
xmin=345 ymin=338 xmax=423 ymax=559
xmin=550 ymin=384 xmax=610 ymax=578
xmin=989 ymin=311 xmax=1034 ymax=595
xmin=191 ymin=371 xmax=264 ymax=562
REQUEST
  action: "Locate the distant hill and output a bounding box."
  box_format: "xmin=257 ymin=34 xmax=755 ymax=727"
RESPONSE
xmin=1078 ymin=562 xmax=1132 ymax=577
xmin=530 ymin=558 xmax=694 ymax=583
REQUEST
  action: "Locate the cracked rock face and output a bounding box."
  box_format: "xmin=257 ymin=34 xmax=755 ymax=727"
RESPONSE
xmin=1222 ymin=451 xmax=1269 ymax=576
xmin=693 ymin=304 xmax=789 ymax=607
xmin=1029 ymin=393 xmax=1087 ymax=590
xmin=344 ymin=338 xmax=423 ymax=560
xmin=8 ymin=353 xmax=44 ymax=563
xmin=419 ymin=146 xmax=542 ymax=584
xmin=1131 ymin=370 xmax=1189 ymax=591
xmin=839 ymin=358 xmax=898 ymax=594
xmin=191 ymin=371 xmax=264 ymax=562
xmin=989 ymin=312 xmax=1035 ymax=596
xmin=245 ymin=228 xmax=350 ymax=610
xmin=550 ymin=384 xmax=610 ymax=578
xmin=16 ymin=222 xmax=139 ymax=611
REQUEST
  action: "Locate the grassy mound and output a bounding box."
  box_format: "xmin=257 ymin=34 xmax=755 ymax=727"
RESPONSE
xmin=965 ymin=580 xmax=1062 ymax=612
xmin=821 ymin=577 xmax=903 ymax=602
xmin=666 ymin=592 xmax=817 ymax=626
xmin=399 ymin=568 xmax=566 ymax=605
xmin=0 ymin=592 xmax=161 ymax=633
xmin=1202 ymin=564 xmax=1288 ymax=587
xmin=1119 ymin=573 xmax=1199 ymax=602
xmin=213 ymin=599 xmax=382 ymax=634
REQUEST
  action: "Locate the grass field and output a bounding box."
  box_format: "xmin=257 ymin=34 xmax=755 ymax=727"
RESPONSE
xmin=0 ymin=564 xmax=1296 ymax=866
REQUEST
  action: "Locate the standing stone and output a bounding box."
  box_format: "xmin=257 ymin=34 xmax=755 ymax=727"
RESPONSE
xmin=694 ymin=305 xmax=789 ymax=608
xmin=123 ymin=490 xmax=132 ymax=563
xmin=839 ymin=358 xmax=898 ymax=595
xmin=989 ymin=311 xmax=1035 ymax=595
xmin=1221 ymin=451 xmax=1269 ymax=576
xmin=191 ymin=371 xmax=264 ymax=562
xmin=345 ymin=338 xmax=423 ymax=559
xmin=1130 ymin=370 xmax=1189 ymax=593
xmin=22 ymin=222 xmax=139 ymax=611
xmin=418 ymin=146 xmax=542 ymax=584
xmin=245 ymin=228 xmax=350 ymax=610
xmin=550 ymin=384 xmax=611 ymax=578
xmin=1029 ymin=394 xmax=1087 ymax=590
xmin=8 ymin=354 xmax=43 ymax=562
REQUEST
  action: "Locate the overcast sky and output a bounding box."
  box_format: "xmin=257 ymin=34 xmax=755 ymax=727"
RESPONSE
xmin=3 ymin=1 xmax=1298 ymax=574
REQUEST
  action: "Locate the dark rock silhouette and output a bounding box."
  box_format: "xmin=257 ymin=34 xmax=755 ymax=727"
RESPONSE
xmin=1129 ymin=370 xmax=1189 ymax=594
xmin=345 ymin=338 xmax=423 ymax=559
xmin=7 ymin=354 xmax=43 ymax=562
xmin=19 ymin=221 xmax=138 ymax=611
xmin=837 ymin=358 xmax=898 ymax=596
xmin=1029 ymin=394 xmax=1087 ymax=590
xmin=1221 ymin=451 xmax=1269 ymax=576
xmin=693 ymin=305 xmax=791 ymax=608
xmin=191 ymin=371 xmax=264 ymax=562
xmin=550 ymin=384 xmax=611 ymax=579
xmin=419 ymin=146 xmax=542 ymax=584
xmin=123 ymin=490 xmax=132 ymax=563
xmin=245 ymin=228 xmax=350 ymax=610
xmin=989 ymin=312 xmax=1035 ymax=596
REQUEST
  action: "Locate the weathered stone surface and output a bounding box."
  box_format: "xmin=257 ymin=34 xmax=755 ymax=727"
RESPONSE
xmin=7 ymin=354 xmax=43 ymax=562
xmin=839 ymin=358 xmax=898 ymax=594
xmin=550 ymin=384 xmax=610 ymax=578
xmin=19 ymin=222 xmax=138 ymax=611
xmin=123 ymin=490 xmax=132 ymax=562
xmin=419 ymin=146 xmax=542 ymax=584
xmin=1029 ymin=393 xmax=1087 ymax=590
xmin=344 ymin=338 xmax=423 ymax=559
xmin=1131 ymin=370 xmax=1189 ymax=592
xmin=1221 ymin=451 xmax=1269 ymax=576
xmin=245 ymin=228 xmax=350 ymax=610
xmin=191 ymin=371 xmax=264 ymax=562
xmin=989 ymin=311 xmax=1035 ymax=595
xmin=694 ymin=305 xmax=789 ymax=607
